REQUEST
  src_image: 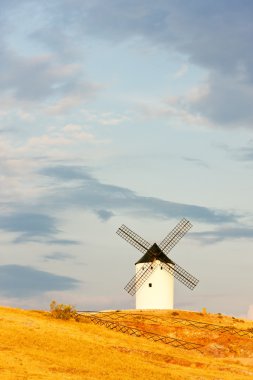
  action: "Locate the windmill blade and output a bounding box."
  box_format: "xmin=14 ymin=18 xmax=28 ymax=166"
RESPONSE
xmin=159 ymin=218 xmax=192 ymax=255
xmin=124 ymin=262 xmax=158 ymax=295
xmin=117 ymin=224 xmax=151 ymax=254
xmin=162 ymin=261 xmax=199 ymax=290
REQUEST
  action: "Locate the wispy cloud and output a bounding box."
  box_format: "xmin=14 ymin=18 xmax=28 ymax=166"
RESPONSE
xmin=182 ymin=156 xmax=209 ymax=168
xmin=0 ymin=165 xmax=247 ymax=244
xmin=47 ymin=239 xmax=80 ymax=246
xmin=191 ymin=226 xmax=253 ymax=244
xmin=174 ymin=64 xmax=189 ymax=79
xmin=0 ymin=212 xmax=79 ymax=245
xmin=2 ymin=1 xmax=253 ymax=128
xmin=0 ymin=212 xmax=58 ymax=241
xmin=38 ymin=165 xmax=239 ymax=224
xmin=0 ymin=265 xmax=80 ymax=297
xmin=218 ymin=140 xmax=253 ymax=164
xmin=44 ymin=252 xmax=74 ymax=261
xmin=233 ymin=141 xmax=253 ymax=162
xmin=46 ymin=0 xmax=253 ymax=129
xmin=96 ymin=209 xmax=114 ymax=222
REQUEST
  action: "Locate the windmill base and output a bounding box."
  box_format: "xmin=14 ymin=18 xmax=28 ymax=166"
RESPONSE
xmin=135 ymin=261 xmax=174 ymax=310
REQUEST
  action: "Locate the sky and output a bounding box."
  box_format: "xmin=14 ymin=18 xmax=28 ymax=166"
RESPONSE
xmin=0 ymin=0 xmax=253 ymax=319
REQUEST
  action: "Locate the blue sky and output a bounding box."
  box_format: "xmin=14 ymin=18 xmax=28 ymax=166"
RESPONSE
xmin=0 ymin=0 xmax=253 ymax=318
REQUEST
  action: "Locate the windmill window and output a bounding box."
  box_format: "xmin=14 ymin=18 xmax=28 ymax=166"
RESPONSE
xmin=149 ymin=283 xmax=152 ymax=287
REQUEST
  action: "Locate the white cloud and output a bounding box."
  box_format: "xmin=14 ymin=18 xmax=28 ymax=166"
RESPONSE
xmin=51 ymin=0 xmax=253 ymax=129
xmin=45 ymin=82 xmax=103 ymax=116
xmin=174 ymin=63 xmax=188 ymax=79
xmin=187 ymin=72 xmax=253 ymax=128
xmin=135 ymin=95 xmax=210 ymax=129
xmin=63 ymin=124 xmax=96 ymax=142
xmin=185 ymin=82 xmax=210 ymax=103
xmin=63 ymin=124 xmax=83 ymax=133
xmin=98 ymin=113 xmax=130 ymax=126
xmin=17 ymin=110 xmax=34 ymax=122
xmin=28 ymin=134 xmax=71 ymax=147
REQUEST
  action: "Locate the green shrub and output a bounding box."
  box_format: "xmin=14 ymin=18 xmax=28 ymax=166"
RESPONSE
xmin=50 ymin=300 xmax=79 ymax=321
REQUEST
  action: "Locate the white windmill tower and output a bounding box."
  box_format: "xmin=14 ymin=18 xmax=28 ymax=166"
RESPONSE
xmin=116 ymin=218 xmax=199 ymax=310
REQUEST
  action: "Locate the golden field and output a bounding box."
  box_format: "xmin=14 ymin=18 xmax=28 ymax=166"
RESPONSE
xmin=0 ymin=306 xmax=252 ymax=379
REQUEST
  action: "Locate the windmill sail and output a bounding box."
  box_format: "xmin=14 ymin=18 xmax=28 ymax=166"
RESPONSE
xmin=161 ymin=261 xmax=199 ymax=290
xmin=124 ymin=262 xmax=158 ymax=295
xmin=159 ymin=218 xmax=192 ymax=255
xmin=116 ymin=224 xmax=151 ymax=254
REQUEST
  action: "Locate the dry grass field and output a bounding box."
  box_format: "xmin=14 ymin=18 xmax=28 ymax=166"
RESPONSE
xmin=0 ymin=306 xmax=252 ymax=379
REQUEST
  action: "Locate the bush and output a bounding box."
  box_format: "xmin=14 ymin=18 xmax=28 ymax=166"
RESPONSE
xmin=50 ymin=300 xmax=79 ymax=321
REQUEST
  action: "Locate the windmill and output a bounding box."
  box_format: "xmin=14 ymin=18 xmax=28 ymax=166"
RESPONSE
xmin=116 ymin=218 xmax=199 ymax=310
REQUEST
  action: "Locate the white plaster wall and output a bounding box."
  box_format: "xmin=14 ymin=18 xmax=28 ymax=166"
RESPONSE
xmin=135 ymin=260 xmax=174 ymax=310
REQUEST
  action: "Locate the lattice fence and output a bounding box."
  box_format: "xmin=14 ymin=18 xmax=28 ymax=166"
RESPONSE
xmin=79 ymin=311 xmax=253 ymax=339
xmin=169 ymin=317 xmax=253 ymax=337
xmin=78 ymin=313 xmax=203 ymax=352
xmin=88 ymin=311 xmax=253 ymax=338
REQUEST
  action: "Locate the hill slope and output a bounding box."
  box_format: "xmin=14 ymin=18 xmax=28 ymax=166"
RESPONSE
xmin=0 ymin=306 xmax=252 ymax=379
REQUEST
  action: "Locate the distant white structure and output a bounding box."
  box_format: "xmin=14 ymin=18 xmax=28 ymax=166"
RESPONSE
xmin=116 ymin=219 xmax=199 ymax=311
xmin=135 ymin=253 xmax=174 ymax=310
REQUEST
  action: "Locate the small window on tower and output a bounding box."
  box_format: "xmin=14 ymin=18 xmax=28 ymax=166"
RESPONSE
xmin=160 ymin=266 xmax=163 ymax=270
xmin=149 ymin=283 xmax=152 ymax=287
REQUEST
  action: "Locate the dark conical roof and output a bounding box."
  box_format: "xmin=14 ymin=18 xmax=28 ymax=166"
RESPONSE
xmin=135 ymin=243 xmax=173 ymax=265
